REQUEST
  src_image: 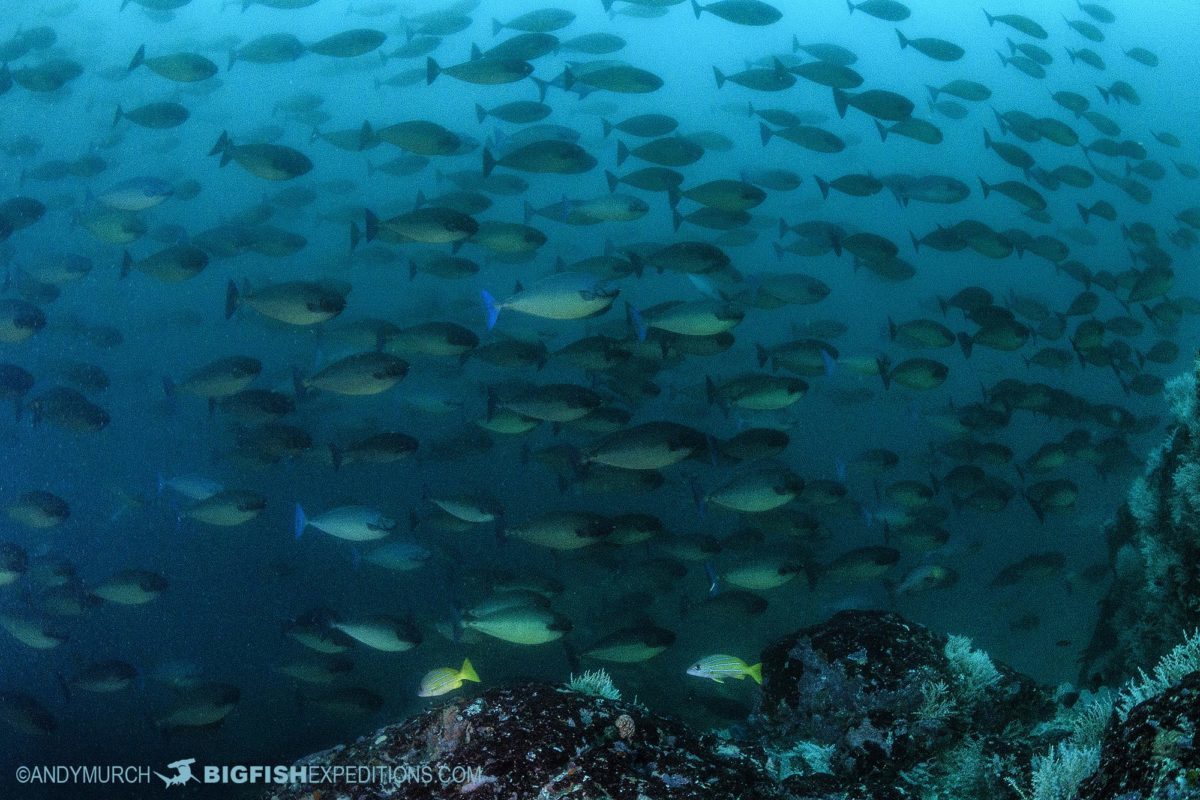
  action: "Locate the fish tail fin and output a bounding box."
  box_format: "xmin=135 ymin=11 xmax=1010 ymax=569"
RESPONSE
xmin=293 ymin=504 xmax=307 ymax=540
xmin=895 ymin=28 xmax=907 ymax=49
xmin=616 ymin=139 xmax=629 ymax=166
xmin=746 ymin=662 xmax=762 ymax=685
xmin=474 ymin=103 xmax=486 ymax=124
xmin=833 ymin=88 xmax=849 ymax=119
xmin=815 ymin=175 xmax=830 ymax=199
xmin=1076 ymin=203 xmax=1090 ymax=225
xmin=562 ymin=641 xmax=581 ymax=673
xmin=909 ymin=230 xmax=921 ymax=253
xmin=755 ymin=342 xmax=770 ymax=368
xmin=625 ymin=301 xmax=647 ymax=342
xmin=875 ymin=119 xmax=888 ymax=142
xmin=712 ymin=66 xmax=725 ymax=89
xmin=485 ymin=386 xmax=498 ymax=421
xmin=329 ymin=443 xmax=343 ymax=471
xmin=691 ymin=0 xmax=703 ymax=18
xmin=112 ymin=104 xmax=124 ymax=128
xmin=628 ymin=253 xmax=648 ymax=278
xmin=667 ymin=185 xmax=682 ymax=210
xmin=128 ymin=44 xmax=145 ymax=72
xmin=224 ymin=279 xmax=239 ymax=319
xmin=1024 ymin=492 xmax=1045 ymax=524
xmin=459 ymin=658 xmax=480 ymax=683
xmin=425 ymin=57 xmax=440 ymax=85
xmin=689 ymin=477 xmax=707 ymax=519
xmin=482 ymin=147 xmax=496 ymax=177
xmin=55 ymin=672 xmax=72 ymax=702
xmin=481 ymin=289 xmax=500 ymax=330
xmin=363 ymin=208 xmax=380 ymax=243
xmin=957 ymin=331 xmax=974 ymax=359
xmin=214 ymin=133 xmax=234 ymax=167
xmin=704 ymin=561 xmax=721 ymax=598
xmin=291 ymin=366 xmax=308 ymax=401
xmin=120 ymin=250 xmax=133 ymax=279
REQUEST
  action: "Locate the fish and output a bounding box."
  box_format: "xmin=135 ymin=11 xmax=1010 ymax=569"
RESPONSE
xmin=418 ymin=658 xmax=481 ymax=697
xmin=686 ymin=654 xmax=763 ymax=684
xmin=294 ymin=504 xmax=396 ymax=541
xmin=225 ymin=279 xmax=346 ymax=325
xmin=301 ymin=353 xmax=408 ymax=395
xmin=482 ymin=273 xmax=618 ymax=329
xmin=57 ymin=660 xmax=138 ymax=697
xmin=209 ymin=131 xmax=313 ymax=181
xmin=7 ymin=491 xmax=69 ymax=529
xmin=0 ymin=692 xmax=56 ymax=735
xmin=330 ymin=615 xmax=421 ymax=652
xmin=155 ymin=683 xmax=240 ymax=734
xmin=582 ymin=622 xmax=676 ymax=662
xmin=92 ymin=570 xmax=168 ymax=605
xmin=462 ymin=605 xmax=572 ymax=645
xmin=129 ymin=45 xmax=218 ymax=82
xmin=692 ymin=0 xmax=782 ymax=26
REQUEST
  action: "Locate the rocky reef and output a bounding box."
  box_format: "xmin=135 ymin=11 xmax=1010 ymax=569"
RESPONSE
xmin=263 ymin=611 xmax=1200 ymax=800
xmin=1080 ymin=354 xmax=1200 ymax=690
xmin=1075 ymin=670 xmax=1200 ymax=800
xmin=753 ymin=610 xmax=1053 ymax=799
xmin=263 ymin=681 xmax=790 ymax=800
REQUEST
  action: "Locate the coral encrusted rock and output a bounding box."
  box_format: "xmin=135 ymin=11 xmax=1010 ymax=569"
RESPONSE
xmin=263 ymin=682 xmax=790 ymax=799
xmin=1074 ymin=670 xmax=1200 ymax=800
xmin=754 ymin=610 xmax=1053 ymax=799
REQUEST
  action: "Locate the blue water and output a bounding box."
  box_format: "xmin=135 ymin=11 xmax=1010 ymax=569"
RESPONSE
xmin=0 ymin=0 xmax=1196 ymax=789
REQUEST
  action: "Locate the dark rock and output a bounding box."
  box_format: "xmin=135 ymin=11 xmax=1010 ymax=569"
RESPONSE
xmin=263 ymin=682 xmax=791 ymax=800
xmin=1075 ymin=671 xmax=1200 ymax=800
xmin=755 ymin=610 xmax=1052 ymax=797
xmin=1081 ymin=358 xmax=1200 ymax=689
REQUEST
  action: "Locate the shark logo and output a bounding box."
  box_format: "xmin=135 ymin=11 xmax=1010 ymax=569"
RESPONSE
xmin=155 ymin=758 xmax=199 ymax=788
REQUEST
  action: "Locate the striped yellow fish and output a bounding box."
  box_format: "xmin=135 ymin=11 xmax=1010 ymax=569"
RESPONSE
xmin=418 ymin=658 xmax=480 ymax=697
xmin=685 ymin=654 xmax=762 ymax=684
